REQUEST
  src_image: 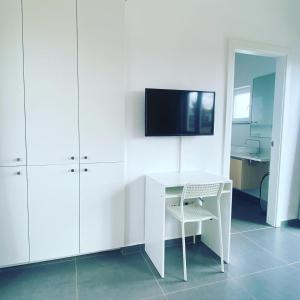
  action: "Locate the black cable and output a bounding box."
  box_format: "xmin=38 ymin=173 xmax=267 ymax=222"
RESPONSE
xmin=260 ymin=172 xmax=270 ymax=211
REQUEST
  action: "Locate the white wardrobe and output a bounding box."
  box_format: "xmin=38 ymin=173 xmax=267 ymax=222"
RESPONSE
xmin=0 ymin=0 xmax=125 ymax=267
xmin=0 ymin=0 xmax=29 ymax=267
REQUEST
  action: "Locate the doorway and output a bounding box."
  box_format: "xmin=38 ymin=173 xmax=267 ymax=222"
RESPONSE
xmin=230 ymin=53 xmax=276 ymax=232
xmin=223 ymin=40 xmax=288 ymax=228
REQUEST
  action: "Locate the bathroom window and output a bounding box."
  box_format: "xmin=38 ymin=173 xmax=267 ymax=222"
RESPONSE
xmin=233 ymin=86 xmax=251 ymax=123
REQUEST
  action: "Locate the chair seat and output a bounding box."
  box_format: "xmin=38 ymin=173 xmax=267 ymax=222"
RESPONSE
xmin=167 ymin=204 xmax=217 ymax=223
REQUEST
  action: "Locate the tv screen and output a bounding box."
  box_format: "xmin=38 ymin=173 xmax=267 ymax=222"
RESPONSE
xmin=145 ymin=88 xmax=215 ymax=136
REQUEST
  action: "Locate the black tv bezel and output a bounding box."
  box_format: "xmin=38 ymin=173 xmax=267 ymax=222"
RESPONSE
xmin=145 ymin=88 xmax=215 ymax=137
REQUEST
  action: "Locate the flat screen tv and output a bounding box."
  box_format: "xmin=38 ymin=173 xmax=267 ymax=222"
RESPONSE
xmin=145 ymin=88 xmax=215 ymax=136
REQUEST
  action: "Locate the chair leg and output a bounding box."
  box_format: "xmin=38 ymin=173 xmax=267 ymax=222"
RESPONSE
xmin=181 ymin=222 xmax=187 ymax=281
xmin=217 ymin=210 xmax=224 ymax=272
xmin=193 ymin=222 xmax=198 ymax=244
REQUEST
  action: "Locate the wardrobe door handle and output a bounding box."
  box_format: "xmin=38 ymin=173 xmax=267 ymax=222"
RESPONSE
xmin=70 ymin=156 xmax=75 ymax=160
xmin=16 ymin=158 xmax=21 ymax=162
xmin=70 ymin=169 xmax=75 ymax=173
xmin=83 ymin=168 xmax=88 ymax=172
xmin=16 ymin=171 xmax=21 ymax=175
xmin=83 ymin=156 xmax=88 ymax=160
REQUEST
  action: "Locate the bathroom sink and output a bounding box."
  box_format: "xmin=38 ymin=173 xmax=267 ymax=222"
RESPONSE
xmin=231 ymin=146 xmax=270 ymax=162
xmin=231 ymin=145 xmax=259 ymax=155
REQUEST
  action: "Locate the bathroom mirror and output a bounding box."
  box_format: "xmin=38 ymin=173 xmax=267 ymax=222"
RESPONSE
xmin=250 ymin=73 xmax=275 ymax=138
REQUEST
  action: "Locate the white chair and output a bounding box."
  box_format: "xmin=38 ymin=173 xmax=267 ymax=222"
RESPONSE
xmin=166 ymin=182 xmax=224 ymax=281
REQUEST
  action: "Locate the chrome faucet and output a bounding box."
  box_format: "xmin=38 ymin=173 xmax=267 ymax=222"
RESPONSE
xmin=245 ymin=138 xmax=261 ymax=153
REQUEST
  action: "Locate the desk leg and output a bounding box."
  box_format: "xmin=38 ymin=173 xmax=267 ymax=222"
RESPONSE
xmin=145 ymin=177 xmax=165 ymax=277
xmin=201 ymin=189 xmax=232 ymax=263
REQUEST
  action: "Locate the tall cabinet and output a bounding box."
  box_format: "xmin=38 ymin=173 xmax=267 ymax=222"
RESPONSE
xmin=0 ymin=167 xmax=29 ymax=267
xmin=27 ymin=165 xmax=80 ymax=261
xmin=0 ymin=0 xmax=125 ymax=267
xmin=77 ymin=0 xmax=125 ymax=164
xmin=0 ymin=0 xmax=26 ymax=166
xmin=77 ymin=0 xmax=125 ymax=254
xmin=80 ymin=163 xmax=124 ymax=254
xmin=22 ymin=0 xmax=80 ymax=262
xmin=23 ymin=0 xmax=79 ymax=166
xmin=0 ymin=1 xmax=29 ymax=267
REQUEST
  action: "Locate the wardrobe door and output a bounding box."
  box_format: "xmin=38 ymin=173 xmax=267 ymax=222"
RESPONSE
xmin=80 ymin=163 xmax=124 ymax=254
xmin=78 ymin=0 xmax=125 ymax=164
xmin=0 ymin=0 xmax=26 ymax=166
xmin=23 ymin=0 xmax=79 ymax=165
xmin=0 ymin=167 xmax=29 ymax=267
xmin=28 ymin=165 xmax=79 ymax=262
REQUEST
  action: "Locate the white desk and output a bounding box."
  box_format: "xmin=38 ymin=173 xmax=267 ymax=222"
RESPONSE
xmin=145 ymin=171 xmax=232 ymax=278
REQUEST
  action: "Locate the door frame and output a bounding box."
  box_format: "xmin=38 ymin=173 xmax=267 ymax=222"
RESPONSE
xmin=223 ymin=39 xmax=290 ymax=227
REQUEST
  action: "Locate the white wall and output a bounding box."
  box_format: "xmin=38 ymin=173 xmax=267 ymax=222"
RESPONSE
xmin=231 ymin=53 xmax=276 ymax=150
xmin=124 ymin=0 xmax=300 ymax=245
xmin=278 ymin=53 xmax=300 ymax=222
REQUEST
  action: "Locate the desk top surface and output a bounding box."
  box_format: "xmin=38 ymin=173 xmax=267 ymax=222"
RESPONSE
xmin=146 ymin=171 xmax=231 ymax=187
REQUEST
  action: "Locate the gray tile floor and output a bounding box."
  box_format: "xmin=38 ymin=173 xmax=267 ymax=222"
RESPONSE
xmin=1 ymin=196 xmax=300 ymax=300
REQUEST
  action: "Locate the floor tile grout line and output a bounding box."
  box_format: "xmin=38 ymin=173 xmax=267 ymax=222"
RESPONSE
xmin=140 ymin=241 xmax=274 ymax=299
xmin=240 ymin=232 xmax=289 ymax=265
xmin=231 ymin=263 xmax=289 ymax=280
xmin=141 ymin=244 xmax=231 ymax=298
xmin=285 ymin=260 xmax=300 ymax=271
xmin=286 ymin=260 xmax=300 ymax=266
xmin=230 ymin=276 xmax=258 ymax=300
xmin=284 ymin=229 xmax=300 ymax=240
xmin=163 ymin=278 xmax=229 ymax=297
xmin=161 ymin=263 xmax=273 ymax=299
xmin=232 ymin=220 xmax=300 ymax=237
xmin=2 ymin=225 xmax=299 ymax=299
xmin=139 ymin=294 xmax=167 ymax=300
xmin=141 ymin=252 xmax=168 ymax=300
xmin=231 ymin=229 xmax=300 ymax=282
xmin=231 ymin=226 xmax=272 ymax=235
xmin=75 ymin=257 xmax=79 ymax=300
xmin=138 ymin=273 xmax=257 ymax=300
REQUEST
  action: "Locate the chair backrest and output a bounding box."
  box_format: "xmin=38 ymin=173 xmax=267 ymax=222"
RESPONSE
xmin=174 ymin=182 xmax=224 ymax=220
xmin=179 ymin=183 xmax=224 ymax=218
xmin=180 ymin=182 xmax=224 ymax=219
xmin=182 ymin=183 xmax=223 ymax=201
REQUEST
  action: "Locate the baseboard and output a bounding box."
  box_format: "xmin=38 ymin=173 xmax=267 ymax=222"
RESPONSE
xmin=121 ymin=235 xmax=200 ymax=255
xmin=121 ymin=244 xmax=144 ymax=255
xmin=281 ymin=219 xmax=300 ymax=227
xmin=233 ymin=188 xmax=260 ymax=203
xmin=0 ymin=235 xmax=201 ymax=273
